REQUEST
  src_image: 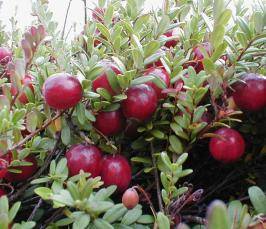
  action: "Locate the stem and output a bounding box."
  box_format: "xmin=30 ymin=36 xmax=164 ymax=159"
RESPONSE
xmin=9 ymin=110 xmax=65 ymax=151
xmin=83 ymin=0 xmax=87 ymax=24
xmin=27 ymin=198 xmax=42 ymax=221
xmin=151 ymin=142 xmax=164 ymax=213
xmin=61 ymin=0 xmax=73 ymax=39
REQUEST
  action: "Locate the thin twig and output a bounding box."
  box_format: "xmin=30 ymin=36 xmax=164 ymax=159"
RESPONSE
xmin=151 ymin=142 xmax=164 ymax=213
xmin=40 ymin=208 xmax=64 ymax=228
xmin=27 ymin=198 xmax=42 ymax=221
xmin=61 ymin=0 xmax=73 ymax=39
xmin=9 ymin=110 xmax=65 ymax=151
xmin=83 ymin=0 xmax=87 ymax=24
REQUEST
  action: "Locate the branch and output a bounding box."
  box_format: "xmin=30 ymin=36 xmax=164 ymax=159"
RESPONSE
xmin=83 ymin=0 xmax=87 ymax=24
xmin=61 ymin=0 xmax=73 ymax=39
xmin=27 ymin=198 xmax=42 ymax=221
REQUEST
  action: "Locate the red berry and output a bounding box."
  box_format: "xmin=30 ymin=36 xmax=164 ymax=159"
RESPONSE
xmin=209 ymin=128 xmax=245 ymax=163
xmin=0 ymin=188 xmax=6 ymax=197
xmin=92 ymin=61 xmax=122 ymax=96
xmin=101 ymin=154 xmax=131 ymax=192
xmin=122 ymin=84 xmax=158 ymax=121
xmin=163 ymin=29 xmax=179 ymax=48
xmin=0 ymin=158 xmax=8 ymax=179
xmin=66 ymin=144 xmax=102 ymax=177
xmin=94 ymin=110 xmax=124 ymax=136
xmin=92 ymin=7 xmax=105 ymax=23
xmin=182 ymin=60 xmax=204 ymax=73
xmin=144 ymin=67 xmax=171 ymax=99
xmin=0 ymin=47 xmax=12 ymax=65
xmin=122 ymin=188 xmax=139 ymax=209
xmin=193 ymin=42 xmax=212 ymax=60
xmin=43 ymin=73 xmax=83 ymax=110
xmin=146 ymin=59 xmax=163 ymax=69
xmin=232 ymin=73 xmax=266 ymax=111
xmin=5 ymin=155 xmax=38 ymax=182
xmin=11 ymin=74 xmax=34 ymax=104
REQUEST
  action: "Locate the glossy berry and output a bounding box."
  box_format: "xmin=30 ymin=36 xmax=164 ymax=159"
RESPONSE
xmin=0 ymin=188 xmax=6 ymax=197
xmin=122 ymin=84 xmax=158 ymax=121
xmin=43 ymin=73 xmax=83 ymax=110
xmin=92 ymin=60 xmax=122 ymax=96
xmin=144 ymin=67 xmax=171 ymax=99
xmin=209 ymin=128 xmax=245 ymax=163
xmin=5 ymin=155 xmax=38 ymax=182
xmin=0 ymin=47 xmax=12 ymax=65
xmin=163 ymin=29 xmax=179 ymax=48
xmin=94 ymin=110 xmax=124 ymax=136
xmin=101 ymin=154 xmax=131 ymax=192
xmin=11 ymin=74 xmax=34 ymax=104
xmin=232 ymin=73 xmax=266 ymax=111
xmin=122 ymin=188 xmax=139 ymax=209
xmin=66 ymin=144 xmax=102 ymax=177
xmin=0 ymin=158 xmax=8 ymax=179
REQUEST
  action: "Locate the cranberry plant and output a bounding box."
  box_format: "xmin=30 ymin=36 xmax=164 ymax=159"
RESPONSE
xmin=0 ymin=0 xmax=265 ymax=228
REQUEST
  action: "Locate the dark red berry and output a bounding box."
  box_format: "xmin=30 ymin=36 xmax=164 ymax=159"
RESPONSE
xmin=122 ymin=84 xmax=158 ymax=121
xmin=122 ymin=188 xmax=139 ymax=209
xmin=5 ymin=155 xmax=38 ymax=182
xmin=0 ymin=47 xmax=12 ymax=65
xmin=101 ymin=154 xmax=131 ymax=192
xmin=92 ymin=60 xmax=122 ymax=96
xmin=43 ymin=73 xmax=83 ymax=110
xmin=66 ymin=144 xmax=102 ymax=177
xmin=94 ymin=110 xmax=124 ymax=136
xmin=163 ymin=29 xmax=179 ymax=48
xmin=232 ymin=73 xmax=266 ymax=111
xmin=11 ymin=74 xmax=34 ymax=104
xmin=0 ymin=188 xmax=6 ymax=197
xmin=209 ymin=128 xmax=245 ymax=163
xmin=92 ymin=7 xmax=105 ymax=23
xmin=144 ymin=67 xmax=171 ymax=99
xmin=0 ymin=158 xmax=8 ymax=179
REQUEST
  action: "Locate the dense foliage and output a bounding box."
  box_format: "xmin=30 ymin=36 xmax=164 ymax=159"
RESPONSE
xmin=0 ymin=0 xmax=265 ymax=228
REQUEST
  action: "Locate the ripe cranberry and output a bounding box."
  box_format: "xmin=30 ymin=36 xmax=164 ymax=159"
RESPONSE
xmin=92 ymin=61 xmax=122 ymax=96
xmin=11 ymin=74 xmax=34 ymax=104
xmin=163 ymin=28 xmax=179 ymax=48
xmin=209 ymin=128 xmax=245 ymax=163
xmin=0 ymin=188 xmax=6 ymax=197
xmin=92 ymin=7 xmax=105 ymax=23
xmin=0 ymin=47 xmax=12 ymax=65
xmin=193 ymin=42 xmax=212 ymax=60
xmin=101 ymin=154 xmax=131 ymax=192
xmin=122 ymin=84 xmax=158 ymax=121
xmin=43 ymin=73 xmax=83 ymax=110
xmin=94 ymin=110 xmax=124 ymax=136
xmin=66 ymin=144 xmax=102 ymax=177
xmin=232 ymin=73 xmax=266 ymax=111
xmin=182 ymin=60 xmax=205 ymax=73
xmin=144 ymin=67 xmax=171 ymax=99
xmin=5 ymin=155 xmax=38 ymax=182
xmin=122 ymin=188 xmax=139 ymax=209
xmin=0 ymin=158 xmax=8 ymax=179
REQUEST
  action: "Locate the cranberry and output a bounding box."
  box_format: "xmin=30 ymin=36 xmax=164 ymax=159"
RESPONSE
xmin=122 ymin=188 xmax=139 ymax=209
xmin=163 ymin=28 xmax=179 ymax=48
xmin=92 ymin=60 xmax=122 ymax=96
xmin=144 ymin=67 xmax=171 ymax=99
xmin=146 ymin=59 xmax=163 ymax=69
xmin=92 ymin=7 xmax=105 ymax=23
xmin=183 ymin=60 xmax=205 ymax=73
xmin=101 ymin=154 xmax=131 ymax=192
xmin=5 ymin=155 xmax=38 ymax=182
xmin=122 ymin=84 xmax=158 ymax=121
xmin=0 ymin=188 xmax=6 ymax=197
xmin=43 ymin=73 xmax=83 ymax=110
xmin=193 ymin=42 xmax=212 ymax=60
xmin=209 ymin=128 xmax=245 ymax=163
xmin=94 ymin=110 xmax=124 ymax=136
xmin=0 ymin=47 xmax=12 ymax=65
xmin=232 ymin=73 xmax=266 ymax=111
xmin=66 ymin=144 xmax=102 ymax=177
xmin=11 ymin=74 xmax=34 ymax=104
xmin=0 ymin=158 xmax=8 ymax=179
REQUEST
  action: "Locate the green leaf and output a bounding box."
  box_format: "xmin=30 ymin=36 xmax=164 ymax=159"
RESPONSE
xmin=169 ymin=135 xmax=183 ymax=154
xmin=121 ymin=207 xmax=142 ymax=225
xmin=176 ymin=153 xmax=188 ymax=166
xmin=131 ymin=157 xmax=152 ymax=164
xmin=170 ymin=123 xmax=189 ymax=140
xmin=207 ymin=200 xmax=230 ymax=229
xmin=61 ymin=119 xmax=71 ymax=145
xmin=213 ymin=0 xmax=225 ymax=23
xmin=96 ymin=88 xmax=112 ymax=101
xmin=134 ymin=15 xmax=150 ymax=33
xmin=131 ymin=75 xmax=155 ymax=86
xmin=237 ymin=17 xmax=252 ymax=40
xmin=94 ymin=219 xmax=113 ymax=229
xmin=211 ymin=42 xmax=227 ymax=62
xmin=137 ymin=215 xmax=154 ymax=224
xmin=156 ymin=15 xmax=170 ymax=37
xmin=34 ymin=187 xmax=53 ymax=200
xmin=211 ymin=25 xmax=225 ymax=49
xmin=228 ymin=200 xmax=242 ymax=226
xmin=157 ymin=212 xmax=170 ymax=229
xmin=96 ymin=23 xmax=111 ymax=40
xmin=12 ymin=109 xmax=26 ymax=123
xmin=9 ymin=202 xmax=21 ymax=222
xmin=103 ymin=204 xmax=127 ymax=223
xmin=104 ymin=5 xmax=114 ymax=26
xmin=144 ymin=41 xmax=160 ymax=58
xmin=160 ymin=152 xmax=172 ymax=170
xmin=73 ymin=214 xmax=90 ymax=229
xmin=248 ymin=186 xmax=266 ymax=214
xmin=217 ymin=9 xmax=232 ymax=26
xmin=151 ymin=129 xmax=165 ymax=139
